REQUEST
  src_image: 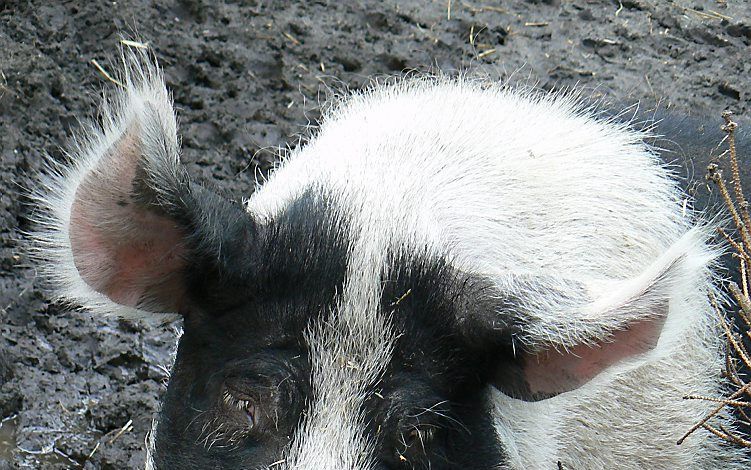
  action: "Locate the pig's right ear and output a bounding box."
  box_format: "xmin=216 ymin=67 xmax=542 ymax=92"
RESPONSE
xmin=455 ymin=229 xmax=710 ymax=401
xmin=29 ymin=54 xmax=245 ymax=318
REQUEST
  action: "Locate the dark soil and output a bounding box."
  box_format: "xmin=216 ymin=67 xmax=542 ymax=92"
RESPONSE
xmin=0 ymin=0 xmax=749 ymax=468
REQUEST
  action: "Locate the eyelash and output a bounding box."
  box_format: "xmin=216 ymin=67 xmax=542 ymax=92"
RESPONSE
xmin=222 ymin=390 xmax=257 ymax=429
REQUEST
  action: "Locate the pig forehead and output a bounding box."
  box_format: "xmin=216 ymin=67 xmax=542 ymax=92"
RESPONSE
xmin=281 ymin=255 xmax=500 ymax=468
xmin=238 ymin=189 xmax=473 ymax=370
xmin=274 ymin=193 xmax=399 ymax=466
xmin=281 ymin=228 xmax=479 ymax=467
xmin=191 ymin=187 xmax=465 ymax=356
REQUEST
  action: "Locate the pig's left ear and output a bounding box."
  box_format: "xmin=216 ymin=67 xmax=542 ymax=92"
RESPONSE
xmin=457 ymin=229 xmax=712 ymax=401
xmin=29 ymin=53 xmax=247 ymax=318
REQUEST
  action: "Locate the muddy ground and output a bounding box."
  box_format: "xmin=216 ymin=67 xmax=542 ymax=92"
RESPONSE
xmin=0 ymin=0 xmax=749 ymax=468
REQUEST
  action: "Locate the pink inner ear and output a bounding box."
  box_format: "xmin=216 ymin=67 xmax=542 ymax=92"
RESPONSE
xmin=523 ymin=314 xmax=667 ymax=396
xmin=69 ymin=124 xmax=187 ymax=312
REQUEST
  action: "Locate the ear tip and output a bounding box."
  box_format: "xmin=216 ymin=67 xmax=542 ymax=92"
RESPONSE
xmin=119 ymin=43 xmax=167 ymax=93
xmin=100 ymin=45 xmax=176 ymax=149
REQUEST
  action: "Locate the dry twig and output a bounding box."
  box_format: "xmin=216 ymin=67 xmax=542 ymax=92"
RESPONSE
xmin=682 ymin=112 xmax=751 ymax=448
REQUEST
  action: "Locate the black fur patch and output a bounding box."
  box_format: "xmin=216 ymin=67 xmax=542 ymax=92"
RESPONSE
xmin=153 ymin=186 xmax=350 ymax=469
xmin=363 ymin=249 xmax=507 ymax=469
xmin=604 ymin=106 xmax=751 ymax=214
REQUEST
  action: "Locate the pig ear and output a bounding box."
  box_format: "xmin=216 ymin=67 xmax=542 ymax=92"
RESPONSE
xmin=28 ymin=52 xmax=236 ymax=318
xmin=458 ymin=229 xmax=712 ymax=401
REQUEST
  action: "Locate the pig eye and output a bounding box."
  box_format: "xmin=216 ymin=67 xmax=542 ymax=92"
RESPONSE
xmin=403 ymin=425 xmax=435 ymax=450
xmin=395 ymin=423 xmax=438 ymax=465
xmin=221 ymin=388 xmax=258 ymax=430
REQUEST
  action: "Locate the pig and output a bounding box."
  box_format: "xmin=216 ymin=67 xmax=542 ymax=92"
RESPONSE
xmin=28 ymin=52 xmax=751 ymax=469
